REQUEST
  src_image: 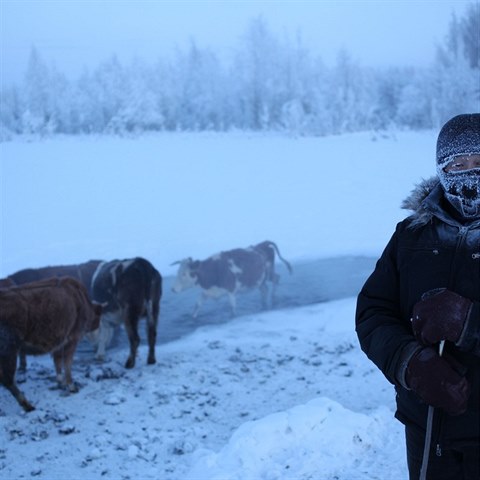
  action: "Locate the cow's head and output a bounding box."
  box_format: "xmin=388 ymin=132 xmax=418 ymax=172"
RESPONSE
xmin=171 ymin=258 xmax=199 ymax=293
xmin=91 ymin=260 xmax=124 ymax=303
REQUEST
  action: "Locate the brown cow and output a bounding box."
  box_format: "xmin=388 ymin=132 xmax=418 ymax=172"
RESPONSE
xmin=0 ymin=277 xmax=103 ymax=412
xmin=2 ymin=260 xmax=102 ymax=372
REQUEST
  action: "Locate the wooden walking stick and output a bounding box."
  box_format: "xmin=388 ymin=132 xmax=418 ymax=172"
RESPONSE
xmin=419 ymin=339 xmax=445 ymax=480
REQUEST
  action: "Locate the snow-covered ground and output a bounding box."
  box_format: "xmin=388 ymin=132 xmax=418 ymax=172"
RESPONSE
xmin=0 ymin=131 xmax=438 ymax=479
xmin=0 ymin=300 xmax=404 ymax=479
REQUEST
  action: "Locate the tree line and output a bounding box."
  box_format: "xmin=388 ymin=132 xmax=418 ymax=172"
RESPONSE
xmin=1 ymin=3 xmax=478 ymax=138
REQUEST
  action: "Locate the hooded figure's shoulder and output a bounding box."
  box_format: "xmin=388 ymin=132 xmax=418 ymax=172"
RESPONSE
xmin=400 ymin=177 xmax=440 ymax=228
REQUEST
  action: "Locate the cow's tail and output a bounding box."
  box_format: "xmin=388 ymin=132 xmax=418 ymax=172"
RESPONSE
xmin=267 ymin=241 xmax=293 ymax=274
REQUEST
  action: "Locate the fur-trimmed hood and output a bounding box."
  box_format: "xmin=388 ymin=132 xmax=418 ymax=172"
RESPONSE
xmin=401 ymin=176 xmax=480 ymax=228
xmin=401 ymin=176 xmax=441 ymax=227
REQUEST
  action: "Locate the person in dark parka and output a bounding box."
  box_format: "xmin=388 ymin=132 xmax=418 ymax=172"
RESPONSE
xmin=356 ymin=113 xmax=480 ymax=480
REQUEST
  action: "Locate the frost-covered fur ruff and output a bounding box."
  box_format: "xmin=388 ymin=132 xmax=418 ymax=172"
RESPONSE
xmin=401 ymin=176 xmax=440 ymax=227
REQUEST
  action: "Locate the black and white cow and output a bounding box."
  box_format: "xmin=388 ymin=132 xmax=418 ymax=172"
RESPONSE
xmin=89 ymin=257 xmax=162 ymax=368
xmin=172 ymin=241 xmax=292 ymax=317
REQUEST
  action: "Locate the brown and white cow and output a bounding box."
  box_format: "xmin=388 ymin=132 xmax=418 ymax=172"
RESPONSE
xmin=88 ymin=257 xmax=162 ymax=368
xmin=0 ymin=277 xmax=103 ymax=412
xmin=171 ymin=241 xmax=292 ymax=318
xmin=2 ymin=260 xmax=102 ymax=371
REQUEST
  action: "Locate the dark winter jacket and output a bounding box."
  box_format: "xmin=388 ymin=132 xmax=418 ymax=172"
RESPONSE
xmin=356 ymin=177 xmax=480 ymax=448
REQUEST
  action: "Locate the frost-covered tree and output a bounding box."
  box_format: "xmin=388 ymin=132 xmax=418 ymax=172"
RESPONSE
xmin=113 ymin=58 xmax=164 ymax=133
xmin=150 ymin=56 xmax=179 ymax=131
xmin=277 ymin=32 xmax=315 ymax=134
xmin=430 ymin=56 xmax=479 ymax=126
xmin=373 ymin=68 xmax=409 ymax=129
xmin=48 ymin=67 xmax=74 ymax=134
xmin=1 ymin=5 xmax=477 ymax=138
xmin=173 ymin=41 xmax=225 ymax=130
xmin=0 ymin=86 xmax=22 ymax=135
xmin=461 ymin=2 xmax=480 ymax=69
xmin=326 ymin=49 xmax=377 ymax=133
xmin=432 ymin=2 xmax=480 ymax=125
xmin=232 ymin=16 xmax=282 ymax=130
xmin=436 ymin=3 xmax=480 ymax=69
xmin=396 ymin=70 xmax=433 ymax=129
xmin=90 ymin=55 xmax=128 ymax=133
xmin=22 ymin=48 xmax=57 ymax=134
xmin=71 ymin=69 xmax=104 ymax=133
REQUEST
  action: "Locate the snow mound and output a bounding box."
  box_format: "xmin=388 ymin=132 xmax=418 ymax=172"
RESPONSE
xmin=188 ymin=397 xmax=394 ymax=480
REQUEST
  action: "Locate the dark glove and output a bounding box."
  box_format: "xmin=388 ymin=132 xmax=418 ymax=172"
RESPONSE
xmin=411 ymin=289 xmax=472 ymax=345
xmin=406 ymin=347 xmax=470 ymax=415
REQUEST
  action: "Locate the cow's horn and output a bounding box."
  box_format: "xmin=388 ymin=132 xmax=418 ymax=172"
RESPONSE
xmin=170 ymin=257 xmax=192 ymax=266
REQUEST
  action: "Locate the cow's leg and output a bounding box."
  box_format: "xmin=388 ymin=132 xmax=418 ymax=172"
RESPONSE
xmin=124 ymin=306 xmax=141 ymax=369
xmin=52 ymin=346 xmax=78 ymax=392
xmin=227 ymin=293 xmax=237 ymax=317
xmin=94 ymin=316 xmax=116 ymax=361
xmin=259 ymin=283 xmax=269 ymax=310
xmin=15 ymin=348 xmax=27 ymax=385
xmin=271 ymin=272 xmax=280 ymax=307
xmin=52 ymin=347 xmax=65 ymax=385
xmin=193 ymin=293 xmax=206 ymax=318
xmin=95 ymin=328 xmax=108 ymax=361
xmin=18 ymin=348 xmax=27 ymax=373
xmin=0 ymin=325 xmax=34 ymax=411
xmin=0 ymin=350 xmax=34 ymax=412
xmin=146 ymin=299 xmax=159 ymax=365
xmin=54 ymin=341 xmax=79 ymax=392
xmin=2 ymin=375 xmax=35 ymax=412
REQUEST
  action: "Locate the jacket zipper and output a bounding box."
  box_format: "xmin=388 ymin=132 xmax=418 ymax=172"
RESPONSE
xmin=436 ymin=225 xmax=470 ymax=457
xmin=448 ymin=225 xmax=472 ymax=288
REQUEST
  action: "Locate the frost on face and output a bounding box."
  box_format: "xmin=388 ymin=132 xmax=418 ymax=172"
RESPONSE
xmin=437 ymin=131 xmax=480 ymax=169
xmin=438 ymin=165 xmax=480 ymax=217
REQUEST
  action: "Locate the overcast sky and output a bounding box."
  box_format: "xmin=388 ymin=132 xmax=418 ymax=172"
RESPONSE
xmin=1 ymin=0 xmax=474 ymax=85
